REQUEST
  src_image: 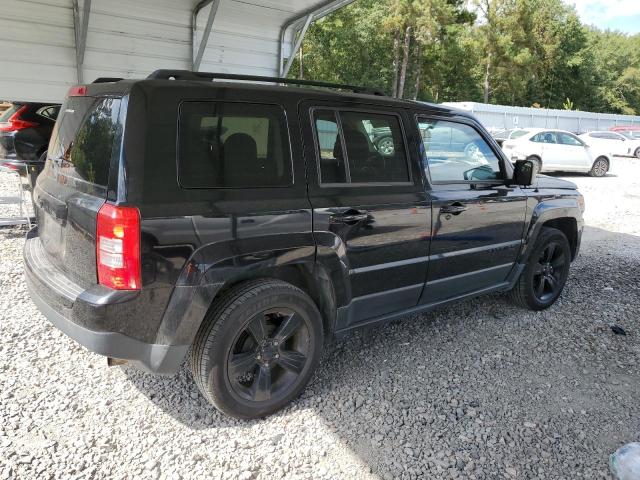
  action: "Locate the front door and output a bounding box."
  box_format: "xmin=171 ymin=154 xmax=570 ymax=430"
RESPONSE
xmin=417 ymin=116 xmax=527 ymax=304
xmin=300 ymin=102 xmax=431 ymax=330
xmin=556 ymin=132 xmax=591 ymax=170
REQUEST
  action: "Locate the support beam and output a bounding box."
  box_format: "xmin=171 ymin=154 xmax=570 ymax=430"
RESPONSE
xmin=278 ymin=0 xmax=355 ymax=77
xmin=192 ymin=0 xmax=221 ymax=71
xmin=72 ymin=0 xmax=92 ymax=84
xmin=281 ymin=14 xmax=313 ymax=78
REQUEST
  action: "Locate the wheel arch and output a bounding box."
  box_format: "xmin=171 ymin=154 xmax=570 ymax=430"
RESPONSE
xmin=155 ymin=233 xmax=352 ymax=366
xmin=520 ymin=198 xmax=583 ymax=265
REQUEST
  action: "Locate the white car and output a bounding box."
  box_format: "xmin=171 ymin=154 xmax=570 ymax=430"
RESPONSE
xmin=579 ymin=131 xmax=640 ymax=159
xmin=502 ymin=128 xmax=613 ymax=177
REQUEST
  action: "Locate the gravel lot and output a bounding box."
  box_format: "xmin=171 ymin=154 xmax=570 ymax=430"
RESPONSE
xmin=1 ymin=159 xmax=639 ymax=480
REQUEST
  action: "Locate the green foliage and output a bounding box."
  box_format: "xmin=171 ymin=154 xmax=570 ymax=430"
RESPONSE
xmin=289 ymin=0 xmax=640 ymax=114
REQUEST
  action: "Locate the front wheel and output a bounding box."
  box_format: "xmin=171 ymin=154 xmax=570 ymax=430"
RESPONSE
xmin=190 ymin=279 xmax=324 ymax=419
xmin=589 ymin=157 xmax=609 ymax=177
xmin=634 ymin=147 xmax=640 ymax=159
xmin=510 ymin=227 xmax=572 ymax=311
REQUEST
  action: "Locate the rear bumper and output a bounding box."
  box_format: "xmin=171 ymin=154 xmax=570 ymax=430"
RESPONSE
xmin=23 ymin=230 xmax=188 ymax=374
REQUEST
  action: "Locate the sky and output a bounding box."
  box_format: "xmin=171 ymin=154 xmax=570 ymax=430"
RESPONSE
xmin=571 ymin=0 xmax=640 ymax=34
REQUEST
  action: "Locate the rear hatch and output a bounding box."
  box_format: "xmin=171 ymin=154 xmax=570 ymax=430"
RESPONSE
xmin=33 ymin=94 xmax=123 ymax=288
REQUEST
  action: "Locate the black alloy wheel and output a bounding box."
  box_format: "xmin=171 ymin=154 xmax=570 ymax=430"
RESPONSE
xmin=190 ymin=279 xmax=324 ymax=419
xmin=531 ymin=240 xmax=567 ymax=303
xmin=510 ymin=227 xmax=571 ymax=311
xmin=227 ymin=308 xmax=310 ymax=403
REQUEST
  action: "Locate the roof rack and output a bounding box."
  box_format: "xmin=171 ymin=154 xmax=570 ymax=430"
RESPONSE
xmin=146 ymin=69 xmax=387 ymax=97
xmin=93 ymin=77 xmax=124 ymax=83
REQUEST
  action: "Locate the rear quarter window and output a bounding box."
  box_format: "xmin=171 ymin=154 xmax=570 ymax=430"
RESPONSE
xmin=48 ymin=97 xmax=122 ymax=187
xmin=177 ymin=101 xmax=292 ymax=188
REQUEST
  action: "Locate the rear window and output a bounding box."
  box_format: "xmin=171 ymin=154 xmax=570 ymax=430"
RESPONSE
xmin=48 ymin=97 xmax=122 ymax=187
xmin=177 ymin=101 xmax=292 ymax=188
xmin=0 ymin=104 xmax=20 ymax=122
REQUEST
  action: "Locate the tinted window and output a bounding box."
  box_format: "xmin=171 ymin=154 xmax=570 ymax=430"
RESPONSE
xmin=178 ymin=102 xmax=291 ymax=189
xmin=313 ymin=111 xmax=346 ymax=184
xmin=48 ymin=97 xmax=121 ymax=187
xmin=418 ymin=119 xmax=502 ymax=183
xmin=558 ymin=133 xmax=583 ymax=146
xmin=313 ymin=109 xmax=410 ymax=184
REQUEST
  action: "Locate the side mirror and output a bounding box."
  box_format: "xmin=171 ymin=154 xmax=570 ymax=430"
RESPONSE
xmin=513 ymin=159 xmax=540 ymax=186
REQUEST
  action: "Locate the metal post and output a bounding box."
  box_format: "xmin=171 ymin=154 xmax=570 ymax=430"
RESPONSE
xmin=281 ymin=14 xmax=313 ymax=78
xmin=72 ymin=0 xmax=92 ymax=84
xmin=193 ymin=0 xmax=221 ymax=71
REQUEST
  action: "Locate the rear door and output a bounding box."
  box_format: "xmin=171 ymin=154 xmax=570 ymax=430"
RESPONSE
xmin=33 ymin=95 xmax=123 ymax=288
xmin=417 ymin=116 xmax=526 ymax=303
xmin=301 ymin=101 xmax=431 ymax=331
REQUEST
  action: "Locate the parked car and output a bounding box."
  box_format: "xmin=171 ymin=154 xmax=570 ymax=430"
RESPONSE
xmin=502 ymin=128 xmax=613 ymax=176
xmin=491 ymin=128 xmax=532 ymax=147
xmin=0 ymin=101 xmax=61 ymax=185
xmin=25 ymin=71 xmax=584 ymax=419
xmin=579 ymin=131 xmax=640 ymax=158
xmin=610 ymin=126 xmax=640 ymax=141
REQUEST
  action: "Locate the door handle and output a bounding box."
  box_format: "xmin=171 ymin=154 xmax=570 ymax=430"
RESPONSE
xmin=330 ymin=209 xmax=369 ymax=225
xmin=440 ymin=203 xmax=467 ymax=215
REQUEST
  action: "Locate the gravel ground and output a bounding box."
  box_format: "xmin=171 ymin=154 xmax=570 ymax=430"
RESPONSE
xmin=1 ymin=159 xmax=639 ymax=480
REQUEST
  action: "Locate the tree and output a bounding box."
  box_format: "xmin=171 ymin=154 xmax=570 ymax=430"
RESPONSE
xmin=289 ymin=0 xmax=640 ymax=115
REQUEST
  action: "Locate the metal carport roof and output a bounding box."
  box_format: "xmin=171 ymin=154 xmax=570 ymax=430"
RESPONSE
xmin=0 ymin=0 xmax=354 ymax=102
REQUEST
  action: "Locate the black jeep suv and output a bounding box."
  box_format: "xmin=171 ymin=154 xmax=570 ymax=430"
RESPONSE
xmin=24 ymin=71 xmax=584 ymax=419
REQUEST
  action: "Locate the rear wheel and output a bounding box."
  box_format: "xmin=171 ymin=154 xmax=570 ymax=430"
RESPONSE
xmin=634 ymin=147 xmax=640 ymax=159
xmin=510 ymin=227 xmax=571 ymax=311
xmin=589 ymin=157 xmax=609 ymax=177
xmin=190 ymin=279 xmax=324 ymax=419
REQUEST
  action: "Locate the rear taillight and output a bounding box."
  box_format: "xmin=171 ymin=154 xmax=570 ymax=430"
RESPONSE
xmin=0 ymin=106 xmax=38 ymax=132
xmin=96 ymin=203 xmax=141 ymax=290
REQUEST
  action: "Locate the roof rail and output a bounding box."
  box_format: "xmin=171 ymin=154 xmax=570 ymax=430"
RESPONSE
xmin=93 ymin=77 xmax=123 ymax=83
xmin=146 ymin=69 xmax=387 ymax=96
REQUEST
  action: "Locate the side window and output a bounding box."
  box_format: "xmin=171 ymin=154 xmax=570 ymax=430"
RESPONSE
xmin=312 ymin=109 xmax=410 ymax=185
xmin=178 ymin=102 xmax=292 ymax=188
xmin=558 ymin=133 xmax=583 ymax=146
xmin=37 ymin=105 xmax=60 ymax=121
xmin=418 ymin=118 xmax=502 ymax=183
xmin=532 ymin=132 xmax=557 ymax=144
xmin=313 ymin=110 xmax=346 ymax=184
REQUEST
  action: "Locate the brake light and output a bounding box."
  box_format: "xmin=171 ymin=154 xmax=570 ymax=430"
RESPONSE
xmin=96 ymin=203 xmax=141 ymax=290
xmin=68 ymin=85 xmax=87 ymax=96
xmin=0 ymin=106 xmax=38 ymax=132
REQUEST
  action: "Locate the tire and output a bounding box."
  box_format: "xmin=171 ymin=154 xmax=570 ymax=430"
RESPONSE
xmin=190 ymin=279 xmax=324 ymax=419
xmin=510 ymin=227 xmax=572 ymax=311
xmin=376 ymin=136 xmax=395 ymax=156
xmin=589 ymin=157 xmax=609 ymax=177
xmin=634 ymin=147 xmax=640 ymax=159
